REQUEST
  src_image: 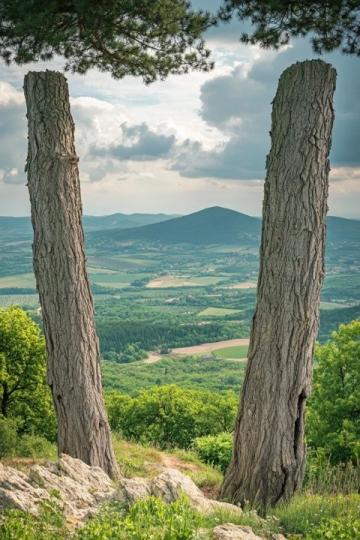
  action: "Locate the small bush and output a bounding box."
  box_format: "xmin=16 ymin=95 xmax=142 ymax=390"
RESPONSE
xmin=17 ymin=434 xmax=57 ymax=459
xmin=274 ymin=493 xmax=360 ymax=536
xmin=305 ymin=449 xmax=360 ymax=494
xmin=307 ymin=517 xmax=360 ymax=539
xmin=0 ymin=416 xmax=18 ymax=458
xmin=77 ymin=495 xmax=202 ymax=540
xmin=193 ymin=432 xmax=233 ymax=472
xmin=0 ymin=499 xmax=66 ymax=540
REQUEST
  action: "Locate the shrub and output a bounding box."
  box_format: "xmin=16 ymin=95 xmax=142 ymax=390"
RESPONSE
xmin=105 ymin=385 xmax=237 ymax=449
xmin=77 ymin=495 xmax=202 ymax=540
xmin=304 ymin=448 xmax=360 ymax=494
xmin=17 ymin=434 xmax=57 ymax=459
xmin=0 ymin=499 xmax=66 ymax=540
xmin=307 ymin=517 xmax=360 ymax=539
xmin=307 ymin=320 xmax=360 ymax=463
xmin=0 ymin=416 xmax=17 ymax=458
xmin=193 ymin=432 xmax=233 ymax=472
xmin=274 ymin=493 xmax=360 ymax=536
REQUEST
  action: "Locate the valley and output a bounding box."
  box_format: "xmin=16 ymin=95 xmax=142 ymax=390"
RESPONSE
xmin=0 ymin=206 xmax=359 ymax=394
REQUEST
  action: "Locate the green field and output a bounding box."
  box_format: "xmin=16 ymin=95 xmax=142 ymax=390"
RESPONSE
xmin=0 ymin=273 xmax=36 ymax=288
xmin=320 ymin=301 xmax=352 ymax=310
xmin=197 ymin=307 xmax=242 ymax=317
xmin=0 ymin=294 xmax=39 ymax=307
xmin=215 ymin=344 xmax=249 ymax=359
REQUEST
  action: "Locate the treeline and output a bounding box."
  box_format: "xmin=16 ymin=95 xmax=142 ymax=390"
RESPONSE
xmin=96 ymin=319 xmax=243 ymax=353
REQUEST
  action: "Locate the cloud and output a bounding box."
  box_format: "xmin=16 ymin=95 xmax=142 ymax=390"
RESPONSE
xmin=91 ymin=122 xmax=175 ymax=162
xmin=0 ymin=82 xmax=27 ymax=185
xmin=170 ymin=38 xmax=360 ymax=181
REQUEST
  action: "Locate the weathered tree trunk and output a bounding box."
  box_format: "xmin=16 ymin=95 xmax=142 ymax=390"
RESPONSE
xmin=24 ymin=71 xmax=118 ymax=479
xmin=221 ymin=60 xmax=336 ymax=509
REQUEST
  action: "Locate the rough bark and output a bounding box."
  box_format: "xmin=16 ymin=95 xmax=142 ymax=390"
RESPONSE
xmin=220 ymin=60 xmax=336 ymax=509
xmin=23 ymin=71 xmax=118 ymax=479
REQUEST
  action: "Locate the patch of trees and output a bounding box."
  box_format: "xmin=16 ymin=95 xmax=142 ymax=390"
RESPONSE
xmin=97 ymin=319 xmax=241 ymax=354
xmin=105 ymin=385 xmax=237 ymax=449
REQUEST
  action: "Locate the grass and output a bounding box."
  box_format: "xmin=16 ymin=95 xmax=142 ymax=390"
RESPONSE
xmin=274 ymin=493 xmax=360 ymax=537
xmin=320 ymin=301 xmax=352 ymax=310
xmin=3 ymin=436 xmax=360 ymax=539
xmin=112 ymin=436 xmax=223 ymax=494
xmin=214 ymin=344 xmax=249 ymax=359
xmin=197 ymin=307 xmax=242 ymax=317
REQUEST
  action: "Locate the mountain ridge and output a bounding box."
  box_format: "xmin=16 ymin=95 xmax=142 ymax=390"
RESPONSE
xmin=88 ymin=206 xmax=360 ymax=247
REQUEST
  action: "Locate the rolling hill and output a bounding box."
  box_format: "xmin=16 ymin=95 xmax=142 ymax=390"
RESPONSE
xmin=89 ymin=206 xmax=262 ymax=246
xmin=0 ymin=212 xmax=178 ymax=240
xmin=88 ymin=206 xmax=360 ymax=248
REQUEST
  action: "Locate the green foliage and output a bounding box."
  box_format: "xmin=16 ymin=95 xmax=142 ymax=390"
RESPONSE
xmin=0 ymin=499 xmax=67 ymax=540
xmin=102 ymin=355 xmax=246 ymax=395
xmin=0 ymin=306 xmax=56 ymax=441
xmin=304 ymin=449 xmax=360 ymax=495
xmin=77 ymin=495 xmax=202 ymax=540
xmin=193 ymin=432 xmax=233 ymax=472
xmin=274 ymin=493 xmax=360 ymax=537
xmin=0 ymin=1 xmax=214 ymax=82
xmin=0 ymin=415 xmax=17 ymax=457
xmin=307 ymin=320 xmax=360 ymax=463
xmin=0 ymin=416 xmax=56 ymax=459
xmin=220 ymin=1 xmax=360 ymax=55
xmin=307 ymin=517 xmax=360 ymax=539
xmin=106 ymin=385 xmax=237 ymax=449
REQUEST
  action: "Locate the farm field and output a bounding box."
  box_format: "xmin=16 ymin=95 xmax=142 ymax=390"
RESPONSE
xmin=214 ymin=344 xmax=249 ymax=359
xmin=146 ymin=274 xmax=222 ymax=288
xmin=197 ymin=307 xmax=241 ymax=317
xmin=170 ymin=338 xmax=250 ymax=356
xmin=0 ymin=294 xmax=39 ymax=307
xmin=0 ymin=273 xmax=36 ymax=288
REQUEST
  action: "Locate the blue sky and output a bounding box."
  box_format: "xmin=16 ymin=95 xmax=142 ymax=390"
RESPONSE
xmin=0 ymin=2 xmax=359 ymax=218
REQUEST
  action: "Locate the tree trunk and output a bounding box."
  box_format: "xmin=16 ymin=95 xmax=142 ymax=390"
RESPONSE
xmin=220 ymin=60 xmax=336 ymax=509
xmin=24 ymin=71 xmax=118 ymax=479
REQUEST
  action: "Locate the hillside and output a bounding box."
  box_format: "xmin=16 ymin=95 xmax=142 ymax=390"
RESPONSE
xmin=0 ymin=212 xmax=177 ymax=240
xmin=88 ymin=206 xmax=360 ymax=248
xmin=89 ymin=206 xmax=262 ymax=246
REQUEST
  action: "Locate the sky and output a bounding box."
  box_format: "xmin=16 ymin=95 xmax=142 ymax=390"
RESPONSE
xmin=0 ymin=2 xmax=359 ymax=218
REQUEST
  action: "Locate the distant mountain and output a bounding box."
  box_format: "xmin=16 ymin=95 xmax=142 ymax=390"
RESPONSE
xmin=326 ymin=216 xmax=360 ymax=244
xmin=0 ymin=212 xmax=178 ymax=240
xmin=89 ymin=207 xmax=261 ymax=246
xmin=88 ymin=206 xmax=360 ymax=248
xmin=83 ymin=213 xmax=178 ymax=231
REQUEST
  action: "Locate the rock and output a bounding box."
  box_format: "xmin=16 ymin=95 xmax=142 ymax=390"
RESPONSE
xmin=0 ymin=457 xmax=245 ymax=528
xmin=0 ymin=462 xmax=49 ymax=514
xmin=150 ymin=468 xmax=242 ymax=515
xmin=213 ymin=523 xmax=265 ymax=540
xmin=0 ymin=455 xmax=116 ymax=523
xmin=116 ymin=476 xmax=151 ymax=506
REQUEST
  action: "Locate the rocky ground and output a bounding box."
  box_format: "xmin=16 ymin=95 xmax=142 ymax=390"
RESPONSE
xmin=0 ymin=454 xmax=286 ymax=539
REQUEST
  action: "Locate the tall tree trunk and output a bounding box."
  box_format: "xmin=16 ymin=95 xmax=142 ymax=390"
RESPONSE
xmin=24 ymin=71 xmax=118 ymax=479
xmin=221 ymin=60 xmax=336 ymax=509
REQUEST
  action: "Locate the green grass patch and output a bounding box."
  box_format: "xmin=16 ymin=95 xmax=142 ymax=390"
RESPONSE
xmin=0 ymin=273 xmax=36 ymax=288
xmin=197 ymin=307 xmax=241 ymax=317
xmin=215 ymin=345 xmax=249 ymax=359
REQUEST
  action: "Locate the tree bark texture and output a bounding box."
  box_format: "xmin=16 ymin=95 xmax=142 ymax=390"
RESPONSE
xmin=24 ymin=71 xmax=118 ymax=479
xmin=221 ymin=60 xmax=336 ymax=509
